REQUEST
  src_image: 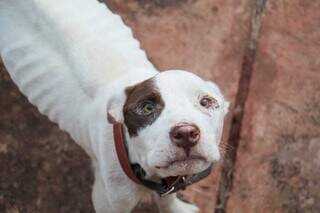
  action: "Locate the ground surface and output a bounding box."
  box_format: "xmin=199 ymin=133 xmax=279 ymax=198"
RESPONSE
xmin=0 ymin=0 xmax=319 ymax=212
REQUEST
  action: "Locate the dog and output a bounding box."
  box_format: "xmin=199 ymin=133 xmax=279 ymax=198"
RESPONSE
xmin=0 ymin=0 xmax=229 ymax=212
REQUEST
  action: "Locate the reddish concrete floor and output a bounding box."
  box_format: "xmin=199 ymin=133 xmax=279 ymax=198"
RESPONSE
xmin=225 ymin=1 xmax=320 ymax=212
xmin=0 ymin=0 xmax=319 ymax=213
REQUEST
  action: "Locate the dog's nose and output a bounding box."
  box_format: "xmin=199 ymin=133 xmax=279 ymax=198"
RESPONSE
xmin=170 ymin=123 xmax=200 ymax=150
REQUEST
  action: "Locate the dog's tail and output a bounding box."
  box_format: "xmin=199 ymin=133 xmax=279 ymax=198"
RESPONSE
xmin=0 ymin=0 xmax=156 ymax=152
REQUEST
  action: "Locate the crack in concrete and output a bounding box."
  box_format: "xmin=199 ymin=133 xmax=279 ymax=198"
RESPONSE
xmin=214 ymin=0 xmax=267 ymax=212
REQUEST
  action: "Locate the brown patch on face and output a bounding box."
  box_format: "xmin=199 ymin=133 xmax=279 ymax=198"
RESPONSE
xmin=123 ymin=78 xmax=165 ymax=137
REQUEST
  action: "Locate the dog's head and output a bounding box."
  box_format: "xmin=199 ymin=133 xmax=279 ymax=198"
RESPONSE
xmin=107 ymin=70 xmax=229 ymax=178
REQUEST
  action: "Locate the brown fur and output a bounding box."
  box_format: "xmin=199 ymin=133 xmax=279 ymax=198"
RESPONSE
xmin=123 ymin=78 xmax=165 ymax=137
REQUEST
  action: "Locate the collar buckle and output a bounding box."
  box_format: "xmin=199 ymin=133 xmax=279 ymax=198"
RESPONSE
xmin=160 ymin=176 xmax=187 ymax=197
xmin=160 ymin=186 xmax=176 ymax=197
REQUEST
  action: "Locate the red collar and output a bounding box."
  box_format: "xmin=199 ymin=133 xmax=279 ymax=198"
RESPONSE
xmin=112 ymin=123 xmax=213 ymax=196
xmin=113 ymin=123 xmax=141 ymax=184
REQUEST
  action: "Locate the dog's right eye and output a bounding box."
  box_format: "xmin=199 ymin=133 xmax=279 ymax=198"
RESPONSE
xmin=138 ymin=101 xmax=155 ymax=116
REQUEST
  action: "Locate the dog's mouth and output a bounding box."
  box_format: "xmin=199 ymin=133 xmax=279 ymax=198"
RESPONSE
xmin=149 ymin=155 xmax=211 ymax=177
xmin=155 ymin=155 xmax=207 ymax=169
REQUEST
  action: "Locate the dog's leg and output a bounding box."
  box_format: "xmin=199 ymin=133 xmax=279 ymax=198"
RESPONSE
xmin=156 ymin=193 xmax=200 ymax=213
xmin=92 ymin=171 xmax=112 ymax=213
xmin=92 ymin=170 xmax=140 ymax=213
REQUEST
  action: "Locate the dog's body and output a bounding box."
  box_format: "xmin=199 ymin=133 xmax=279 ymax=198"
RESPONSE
xmin=0 ymin=0 xmax=228 ymax=212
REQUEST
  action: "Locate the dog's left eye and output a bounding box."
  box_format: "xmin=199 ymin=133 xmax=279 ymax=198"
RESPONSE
xmin=140 ymin=101 xmax=155 ymax=115
xmin=200 ymin=95 xmax=219 ymax=109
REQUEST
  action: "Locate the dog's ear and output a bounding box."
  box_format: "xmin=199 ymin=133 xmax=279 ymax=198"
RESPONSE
xmin=206 ymin=81 xmax=230 ymax=114
xmin=106 ymin=89 xmax=127 ymax=124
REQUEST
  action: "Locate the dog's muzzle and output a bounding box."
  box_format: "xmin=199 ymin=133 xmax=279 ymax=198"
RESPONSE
xmin=112 ymin=123 xmax=213 ymax=197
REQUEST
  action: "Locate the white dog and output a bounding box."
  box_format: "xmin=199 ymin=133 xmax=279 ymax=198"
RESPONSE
xmin=0 ymin=0 xmax=228 ymax=212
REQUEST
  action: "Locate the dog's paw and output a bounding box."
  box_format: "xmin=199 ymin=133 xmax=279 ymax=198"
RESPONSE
xmin=176 ymin=199 xmax=200 ymax=213
xmin=175 ymin=201 xmax=200 ymax=213
xmin=159 ymin=198 xmax=200 ymax=213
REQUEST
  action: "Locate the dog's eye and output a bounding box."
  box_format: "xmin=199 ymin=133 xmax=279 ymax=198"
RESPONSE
xmin=140 ymin=101 xmax=155 ymax=115
xmin=200 ymin=96 xmax=219 ymax=109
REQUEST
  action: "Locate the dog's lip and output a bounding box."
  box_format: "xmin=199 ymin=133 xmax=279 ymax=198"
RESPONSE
xmin=155 ymin=155 xmax=207 ymax=169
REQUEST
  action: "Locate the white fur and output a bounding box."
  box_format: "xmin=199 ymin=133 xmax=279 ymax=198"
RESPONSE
xmin=126 ymin=71 xmax=228 ymax=178
xmin=0 ymin=0 xmax=228 ymax=212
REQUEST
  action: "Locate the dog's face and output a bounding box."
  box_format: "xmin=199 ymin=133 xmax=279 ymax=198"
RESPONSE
xmin=108 ymin=70 xmax=229 ymax=178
